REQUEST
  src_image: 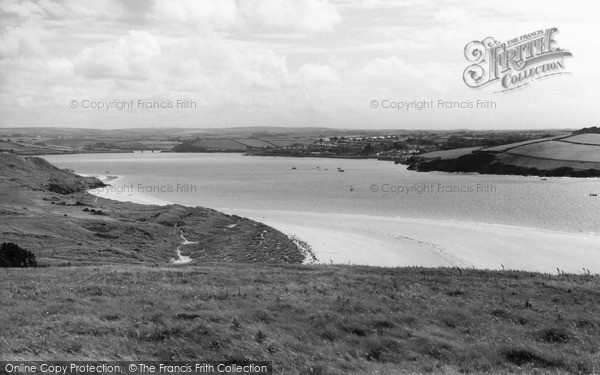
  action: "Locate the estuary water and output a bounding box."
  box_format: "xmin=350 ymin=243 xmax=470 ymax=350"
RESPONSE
xmin=43 ymin=152 xmax=600 ymax=272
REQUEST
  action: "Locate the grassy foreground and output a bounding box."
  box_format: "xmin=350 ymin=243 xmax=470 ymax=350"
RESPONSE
xmin=1 ymin=264 xmax=599 ymax=374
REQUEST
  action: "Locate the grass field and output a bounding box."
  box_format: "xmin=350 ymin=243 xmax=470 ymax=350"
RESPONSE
xmin=234 ymin=139 xmax=275 ymax=148
xmin=139 ymin=141 xmax=182 ymax=150
xmin=262 ymin=139 xmax=312 ymax=147
xmin=0 ymin=141 xmax=64 ymax=155
xmin=506 ymin=141 xmax=600 ymax=163
xmin=1 ymin=264 xmax=598 ymax=374
xmin=111 ymin=141 xmax=149 ymax=150
xmin=560 ymin=134 xmax=600 ymax=146
xmin=42 ymin=138 xmax=98 ymax=148
xmin=192 ymin=140 xmax=248 ymax=151
xmin=483 ymin=136 xmax=563 ymax=153
xmin=495 ymin=154 xmax=600 ymax=171
xmin=418 ymin=147 xmax=481 ymax=160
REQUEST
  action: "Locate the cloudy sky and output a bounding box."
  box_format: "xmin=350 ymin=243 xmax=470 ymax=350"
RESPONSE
xmin=1 ymin=0 xmax=599 ymax=130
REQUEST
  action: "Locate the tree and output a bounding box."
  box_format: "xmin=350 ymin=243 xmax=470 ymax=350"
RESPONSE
xmin=393 ymin=141 xmax=408 ymax=150
xmin=0 ymin=242 xmax=38 ymax=267
xmin=362 ymin=144 xmax=374 ymax=155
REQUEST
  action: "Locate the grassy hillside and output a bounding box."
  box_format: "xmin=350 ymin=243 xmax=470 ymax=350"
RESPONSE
xmin=0 ymin=140 xmax=68 ymax=155
xmin=483 ymin=136 xmax=563 ymax=153
xmin=191 ymin=139 xmax=248 ymax=151
xmin=235 ymin=139 xmax=276 ymax=148
xmin=479 ymin=133 xmax=600 ymax=170
xmin=0 ymin=153 xmax=303 ymax=266
xmin=505 ymin=141 xmax=600 ymax=163
xmin=409 ymin=132 xmax=600 ymax=177
xmin=1 ymin=265 xmax=598 ymax=374
xmin=0 ymin=152 xmax=104 ymax=194
xmin=417 ymin=147 xmax=482 ymax=160
xmin=561 ymin=134 xmax=600 ymax=145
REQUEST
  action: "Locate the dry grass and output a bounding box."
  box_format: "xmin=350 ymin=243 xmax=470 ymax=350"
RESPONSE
xmin=1 ymin=264 xmax=599 ymax=374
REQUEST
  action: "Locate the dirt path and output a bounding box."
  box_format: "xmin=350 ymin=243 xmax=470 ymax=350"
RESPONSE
xmin=172 ymin=226 xmax=196 ymax=264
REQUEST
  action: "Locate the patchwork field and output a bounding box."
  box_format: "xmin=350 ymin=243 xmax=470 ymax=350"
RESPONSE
xmin=0 ymin=140 xmax=65 ymax=155
xmin=560 ymin=134 xmax=600 ymax=145
xmin=506 ymin=141 xmax=600 ymax=163
xmin=262 ymin=139 xmax=314 ymax=147
xmin=234 ymin=139 xmax=276 ymax=148
xmin=409 ymin=132 xmax=600 ymax=176
xmin=139 ymin=141 xmax=182 ymax=150
xmin=191 ymin=139 xmax=248 ymax=151
xmin=418 ymin=147 xmax=481 ymax=160
xmin=483 ymin=136 xmax=563 ymax=153
xmin=495 ymin=154 xmax=600 ymax=171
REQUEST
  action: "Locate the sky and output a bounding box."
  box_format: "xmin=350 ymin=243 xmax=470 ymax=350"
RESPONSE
xmin=0 ymin=0 xmax=599 ymax=130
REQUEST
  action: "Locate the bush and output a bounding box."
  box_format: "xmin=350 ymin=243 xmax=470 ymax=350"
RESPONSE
xmin=535 ymin=327 xmax=573 ymax=344
xmin=501 ymin=347 xmax=558 ymax=367
xmin=0 ymin=242 xmax=37 ymax=267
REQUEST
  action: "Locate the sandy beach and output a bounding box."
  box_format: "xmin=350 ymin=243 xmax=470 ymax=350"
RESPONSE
xmin=222 ymin=209 xmax=600 ymax=274
xmin=87 ymin=176 xmax=600 ymax=274
xmin=85 ymin=174 xmax=174 ymax=206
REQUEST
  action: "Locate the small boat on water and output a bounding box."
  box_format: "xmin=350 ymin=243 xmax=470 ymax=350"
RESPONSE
xmin=540 ymin=178 xmax=547 ymax=181
xmin=349 ymin=186 xmax=354 ymax=191
xmin=292 ymin=166 xmax=297 ymax=170
xmin=590 ymin=193 xmax=598 ymax=197
xmin=338 ymin=169 xmax=344 ymax=172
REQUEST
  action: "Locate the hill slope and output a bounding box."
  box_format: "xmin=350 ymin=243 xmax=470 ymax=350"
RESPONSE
xmin=409 ymin=134 xmax=600 ymax=177
xmin=0 ymin=153 xmax=303 ymax=266
xmin=0 ymin=152 xmax=105 ymax=194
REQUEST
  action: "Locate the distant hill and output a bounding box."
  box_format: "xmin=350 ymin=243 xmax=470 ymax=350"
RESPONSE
xmin=409 ymin=133 xmax=600 ymax=177
xmin=172 ymin=138 xmax=299 ymax=152
xmin=572 ymin=126 xmax=600 ymax=135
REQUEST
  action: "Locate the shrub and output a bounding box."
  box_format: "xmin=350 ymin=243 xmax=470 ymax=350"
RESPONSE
xmin=0 ymin=242 xmax=37 ymax=267
xmin=501 ymin=347 xmax=559 ymax=367
xmin=254 ymin=329 xmax=267 ymax=343
xmin=535 ymin=327 xmax=573 ymax=344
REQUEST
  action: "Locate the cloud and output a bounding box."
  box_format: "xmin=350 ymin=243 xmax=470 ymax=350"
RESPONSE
xmin=238 ymin=0 xmax=341 ymax=33
xmin=1 ymin=0 xmax=599 ymax=129
xmin=153 ymin=0 xmax=237 ymax=31
xmin=73 ymin=30 xmax=161 ymax=79
xmin=47 ymin=56 xmax=73 ymax=76
xmin=352 ymin=56 xmax=424 ymax=88
xmin=333 ymin=0 xmax=430 ymax=11
xmin=0 ymin=25 xmax=47 ymax=59
xmin=233 ymin=47 xmax=295 ymax=89
xmin=0 ymin=0 xmax=45 ymax=18
xmin=299 ymin=63 xmax=342 ymax=84
xmin=433 ymin=7 xmax=470 ymax=23
xmin=62 ymin=0 xmax=125 ymax=19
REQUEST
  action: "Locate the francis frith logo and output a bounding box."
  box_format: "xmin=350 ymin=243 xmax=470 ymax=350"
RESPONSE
xmin=463 ymin=27 xmax=572 ymax=92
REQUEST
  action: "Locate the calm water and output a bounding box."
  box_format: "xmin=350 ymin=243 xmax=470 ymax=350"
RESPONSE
xmin=43 ymin=153 xmax=600 ymax=234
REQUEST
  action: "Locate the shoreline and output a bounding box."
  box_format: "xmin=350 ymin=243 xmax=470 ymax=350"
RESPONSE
xmin=86 ymin=174 xmax=600 ymax=274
